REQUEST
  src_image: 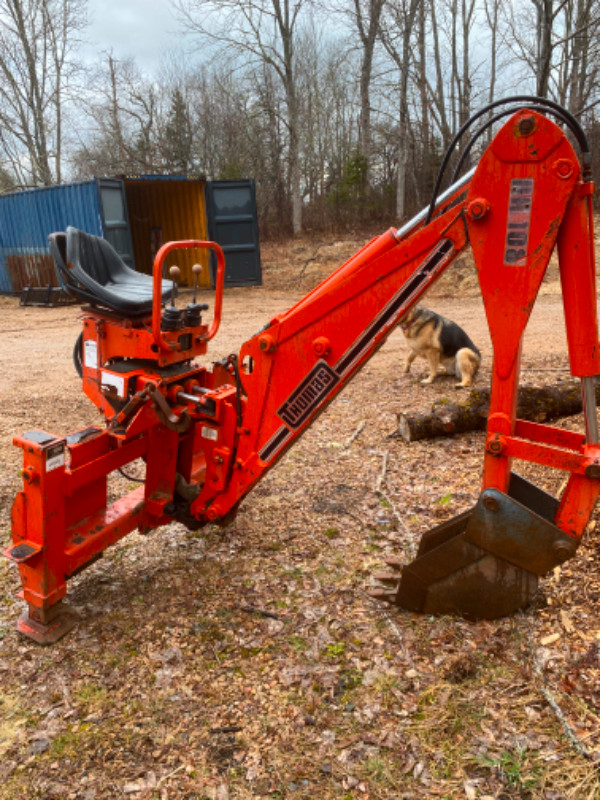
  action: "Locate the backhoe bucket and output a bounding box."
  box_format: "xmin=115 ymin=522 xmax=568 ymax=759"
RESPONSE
xmin=372 ymin=474 xmax=579 ymax=620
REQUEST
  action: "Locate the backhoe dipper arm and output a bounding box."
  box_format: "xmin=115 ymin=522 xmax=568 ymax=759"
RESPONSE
xmin=376 ymin=108 xmax=600 ymax=619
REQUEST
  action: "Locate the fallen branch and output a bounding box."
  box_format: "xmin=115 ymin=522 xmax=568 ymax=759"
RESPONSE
xmin=239 ymin=605 xmax=283 ymax=621
xmin=342 ymin=419 xmax=366 ymax=450
xmin=297 ymin=243 xmax=328 ymax=278
xmin=395 ymin=378 xmax=595 ymax=442
xmin=527 ymin=627 xmax=593 ymax=760
xmin=373 ymin=450 xmax=412 ymax=540
xmin=374 ymin=449 xmax=389 ymax=493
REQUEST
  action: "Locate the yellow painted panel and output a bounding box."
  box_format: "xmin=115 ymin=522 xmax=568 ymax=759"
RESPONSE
xmin=124 ymin=178 xmax=210 ymax=288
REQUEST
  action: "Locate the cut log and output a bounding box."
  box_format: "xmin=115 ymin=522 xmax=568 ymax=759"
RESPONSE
xmin=396 ymin=378 xmax=595 ymax=442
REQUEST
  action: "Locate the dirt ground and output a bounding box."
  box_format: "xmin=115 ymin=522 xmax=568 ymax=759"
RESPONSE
xmin=0 ymin=235 xmax=599 ymax=800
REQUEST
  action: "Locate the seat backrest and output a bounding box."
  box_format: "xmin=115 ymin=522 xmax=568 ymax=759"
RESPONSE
xmin=48 ymin=232 xmax=99 ymax=305
xmin=61 ymin=227 xmax=174 ymax=316
xmin=67 ymin=227 xmax=133 ymax=287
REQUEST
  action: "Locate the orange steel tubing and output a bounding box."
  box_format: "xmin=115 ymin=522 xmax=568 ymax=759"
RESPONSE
xmin=152 ymin=239 xmax=226 ymax=351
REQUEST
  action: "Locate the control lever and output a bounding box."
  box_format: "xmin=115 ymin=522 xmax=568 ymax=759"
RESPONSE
xmin=186 ymin=263 xmax=210 ymax=327
xmin=161 ymin=265 xmax=183 ymax=331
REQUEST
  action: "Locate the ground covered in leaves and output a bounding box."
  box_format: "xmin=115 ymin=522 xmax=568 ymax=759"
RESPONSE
xmin=0 ymin=234 xmax=599 ymax=799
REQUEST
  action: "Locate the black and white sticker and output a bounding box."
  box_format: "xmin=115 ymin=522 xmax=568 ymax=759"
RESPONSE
xmin=277 ymin=361 xmax=339 ymax=430
xmin=46 ymin=442 xmax=65 ymax=472
xmin=84 ymin=339 xmax=98 ymax=369
xmin=504 ymin=178 xmax=534 ymax=266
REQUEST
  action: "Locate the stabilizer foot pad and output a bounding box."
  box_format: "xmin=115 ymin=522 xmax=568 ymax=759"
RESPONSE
xmin=17 ymin=605 xmax=80 ymax=645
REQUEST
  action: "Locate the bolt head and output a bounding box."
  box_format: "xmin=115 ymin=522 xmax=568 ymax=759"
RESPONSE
xmin=258 ymin=334 xmax=275 ymax=353
xmin=554 ymin=158 xmax=574 ymax=180
xmin=482 ymin=495 xmax=499 ymax=512
xmin=517 ymin=115 xmax=536 ymax=136
xmin=467 ymin=198 xmax=489 ymax=221
xmin=552 ymin=541 xmax=573 ymax=562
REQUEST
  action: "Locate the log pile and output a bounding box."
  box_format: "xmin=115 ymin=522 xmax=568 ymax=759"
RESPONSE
xmin=395 ymin=378 xmax=596 ymax=442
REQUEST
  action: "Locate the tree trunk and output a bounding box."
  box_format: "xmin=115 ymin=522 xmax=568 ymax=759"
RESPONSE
xmin=395 ymin=379 xmax=594 ymax=442
xmin=354 ymin=0 xmax=385 ymax=191
xmin=536 ymin=0 xmax=554 ymax=97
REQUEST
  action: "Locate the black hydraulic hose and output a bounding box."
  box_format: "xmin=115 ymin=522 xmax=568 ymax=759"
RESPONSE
xmin=118 ymin=466 xmax=144 ymax=483
xmin=73 ymin=332 xmax=83 ymax=378
xmin=450 ymin=103 xmax=577 ymax=186
xmin=425 ymin=95 xmax=590 ymax=225
xmin=228 ymin=354 xmax=244 ymax=429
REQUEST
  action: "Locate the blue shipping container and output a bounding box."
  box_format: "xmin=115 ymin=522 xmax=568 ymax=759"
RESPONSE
xmin=0 ymin=176 xmax=261 ymax=294
xmin=0 ymin=180 xmax=103 ymax=293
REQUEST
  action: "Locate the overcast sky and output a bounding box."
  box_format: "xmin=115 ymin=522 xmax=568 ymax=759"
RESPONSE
xmin=87 ymin=0 xmax=184 ymax=73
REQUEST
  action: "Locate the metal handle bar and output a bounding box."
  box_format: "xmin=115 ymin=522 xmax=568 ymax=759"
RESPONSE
xmin=152 ymin=239 xmax=226 ymax=352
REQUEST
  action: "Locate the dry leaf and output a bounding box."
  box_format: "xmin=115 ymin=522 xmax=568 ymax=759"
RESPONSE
xmin=540 ymin=633 xmax=561 ymax=646
xmin=560 ymin=610 xmax=574 ymax=633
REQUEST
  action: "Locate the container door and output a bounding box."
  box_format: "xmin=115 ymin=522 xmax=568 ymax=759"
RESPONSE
xmin=97 ymin=178 xmax=135 ymax=267
xmin=206 ymin=179 xmax=261 ymax=286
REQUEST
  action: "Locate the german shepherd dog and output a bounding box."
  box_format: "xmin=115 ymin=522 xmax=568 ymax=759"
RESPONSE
xmin=400 ymin=306 xmax=481 ymax=387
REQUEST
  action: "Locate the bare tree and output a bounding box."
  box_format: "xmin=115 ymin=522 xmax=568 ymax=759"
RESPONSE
xmin=73 ymin=53 xmax=159 ymax=177
xmin=175 ymin=0 xmax=309 ymax=235
xmin=502 ymin=0 xmax=600 ymax=107
xmin=557 ymin=0 xmax=600 ymax=113
xmin=0 ymin=0 xmax=86 ymax=186
xmin=347 ymin=0 xmax=385 ymax=187
xmin=380 ymin=0 xmax=420 ymax=219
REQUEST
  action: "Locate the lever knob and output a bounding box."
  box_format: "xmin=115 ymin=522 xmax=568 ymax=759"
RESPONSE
xmin=169 ymin=265 xmax=180 ymax=306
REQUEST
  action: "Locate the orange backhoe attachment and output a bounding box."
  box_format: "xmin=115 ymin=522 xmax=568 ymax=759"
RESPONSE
xmin=6 ymin=98 xmax=600 ymax=642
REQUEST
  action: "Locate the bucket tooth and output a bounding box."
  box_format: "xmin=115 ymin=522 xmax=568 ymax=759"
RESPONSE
xmin=372 ymin=570 xmax=401 ymax=585
xmin=377 ymin=473 xmax=580 ymax=621
xmin=367 ymin=587 xmax=398 ymax=602
xmin=383 ymin=557 xmax=404 ymax=569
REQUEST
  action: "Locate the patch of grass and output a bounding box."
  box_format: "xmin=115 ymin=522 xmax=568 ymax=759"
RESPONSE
xmin=325 ymin=527 xmax=340 ymax=539
xmin=478 ymin=745 xmax=541 ymax=792
xmin=282 ymin=566 xmax=304 ymax=580
xmin=325 ymin=641 xmax=346 ymax=658
xmin=240 ymin=646 xmax=262 ymax=658
xmin=289 ymin=635 xmax=308 ymax=652
xmin=49 ymin=728 xmax=82 ymax=758
xmin=0 ymin=693 xmax=28 ymax=759
xmin=359 ymin=753 xmax=400 ymax=790
xmin=371 ymin=672 xmax=401 ymax=699
xmin=74 ymin=683 xmax=107 ymax=711
xmin=414 ymin=683 xmax=486 ymax=739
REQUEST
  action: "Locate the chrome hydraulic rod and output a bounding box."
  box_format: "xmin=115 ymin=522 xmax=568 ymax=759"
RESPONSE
xmin=581 ymin=376 xmax=599 ymax=444
xmin=395 ymin=165 xmax=477 ymax=242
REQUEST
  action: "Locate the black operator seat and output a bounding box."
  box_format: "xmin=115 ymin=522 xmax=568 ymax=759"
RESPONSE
xmin=48 ymin=226 xmax=174 ymax=316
